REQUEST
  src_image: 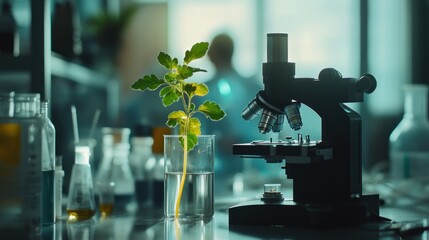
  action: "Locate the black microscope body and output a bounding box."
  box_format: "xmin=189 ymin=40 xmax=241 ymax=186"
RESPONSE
xmin=230 ymin=33 xmax=379 ymax=227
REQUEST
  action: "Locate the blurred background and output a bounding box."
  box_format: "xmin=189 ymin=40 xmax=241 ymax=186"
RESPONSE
xmin=0 ymin=0 xmax=427 ymax=197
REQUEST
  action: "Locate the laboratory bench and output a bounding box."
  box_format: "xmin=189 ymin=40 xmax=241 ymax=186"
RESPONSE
xmin=33 ymin=193 xmax=429 ymax=240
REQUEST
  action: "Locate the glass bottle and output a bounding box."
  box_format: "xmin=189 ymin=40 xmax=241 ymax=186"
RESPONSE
xmin=0 ymin=1 xmax=19 ymax=56
xmin=40 ymin=101 xmax=56 ymax=224
xmin=0 ymin=93 xmax=55 ymax=236
xmin=67 ymin=145 xmax=96 ymax=221
xmin=96 ymin=128 xmax=136 ymax=213
xmin=151 ymin=127 xmax=171 ymax=207
xmin=129 ymin=124 xmax=155 ymax=207
xmin=389 ymin=84 xmax=429 ymax=180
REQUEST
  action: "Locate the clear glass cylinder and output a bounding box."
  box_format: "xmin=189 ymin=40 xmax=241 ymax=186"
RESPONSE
xmin=389 ymin=84 xmax=429 ymax=179
xmin=164 ymin=135 xmax=215 ymax=221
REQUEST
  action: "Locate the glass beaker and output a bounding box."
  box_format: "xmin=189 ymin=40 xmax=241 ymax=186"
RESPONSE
xmin=67 ymin=145 xmax=96 ymax=221
xmin=164 ymin=135 xmax=215 ymax=221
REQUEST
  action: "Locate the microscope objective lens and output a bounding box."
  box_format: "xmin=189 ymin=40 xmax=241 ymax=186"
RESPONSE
xmin=242 ymin=99 xmax=262 ymax=120
xmin=258 ymin=110 xmax=277 ymax=133
xmin=272 ymin=114 xmax=285 ymax=133
xmin=284 ymin=103 xmax=303 ymax=130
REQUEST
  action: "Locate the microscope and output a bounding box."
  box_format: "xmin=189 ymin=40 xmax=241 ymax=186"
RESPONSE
xmin=230 ymin=33 xmax=379 ymax=227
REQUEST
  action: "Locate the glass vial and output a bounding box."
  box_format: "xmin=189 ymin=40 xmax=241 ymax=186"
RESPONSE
xmin=129 ymin=124 xmax=155 ymax=207
xmin=40 ymin=101 xmax=56 ymax=224
xmin=152 ymin=127 xmax=171 ymax=208
xmin=389 ymin=84 xmax=429 ymax=180
xmin=67 ymin=145 xmax=96 ymax=221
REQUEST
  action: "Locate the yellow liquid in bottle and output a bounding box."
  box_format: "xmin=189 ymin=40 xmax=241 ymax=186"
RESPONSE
xmin=99 ymin=203 xmax=113 ymax=217
xmin=67 ymin=208 xmax=96 ymax=221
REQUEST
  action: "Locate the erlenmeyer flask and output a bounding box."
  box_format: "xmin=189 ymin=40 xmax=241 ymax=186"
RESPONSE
xmin=96 ymin=128 xmax=136 ymax=213
xmin=67 ymin=145 xmax=96 ymax=221
xmin=389 ymin=84 xmax=429 ymax=180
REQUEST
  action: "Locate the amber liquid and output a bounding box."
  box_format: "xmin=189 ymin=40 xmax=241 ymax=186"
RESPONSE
xmin=99 ymin=203 xmax=113 ymax=217
xmin=66 ymin=209 xmax=96 ymax=221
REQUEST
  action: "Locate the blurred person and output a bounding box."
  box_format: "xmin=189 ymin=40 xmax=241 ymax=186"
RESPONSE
xmin=200 ymin=33 xmax=264 ymax=194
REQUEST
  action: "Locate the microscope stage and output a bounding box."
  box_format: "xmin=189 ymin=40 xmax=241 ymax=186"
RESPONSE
xmin=233 ymin=140 xmax=332 ymax=163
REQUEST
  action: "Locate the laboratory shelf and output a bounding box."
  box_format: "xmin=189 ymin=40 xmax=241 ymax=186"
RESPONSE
xmin=50 ymin=53 xmax=108 ymax=88
xmin=0 ymin=54 xmax=109 ymax=88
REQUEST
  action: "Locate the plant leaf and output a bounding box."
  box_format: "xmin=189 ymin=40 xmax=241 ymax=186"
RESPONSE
xmin=179 ymin=133 xmax=198 ymax=151
xmin=178 ymin=117 xmax=201 ymax=136
xmin=184 ymin=83 xmax=208 ymax=97
xmin=188 ymin=117 xmax=201 ymax=136
xmin=158 ymin=52 xmax=178 ymax=70
xmin=188 ymin=66 xmax=207 ymax=73
xmin=167 ymin=110 xmax=187 ymax=128
xmin=164 ymin=72 xmax=176 ymax=83
xmin=190 ymin=103 xmax=196 ymax=112
xmin=184 ymin=42 xmax=209 ymax=64
xmin=178 ymin=65 xmax=193 ymax=79
xmin=198 ymin=100 xmax=226 ymax=121
xmin=160 ymin=86 xmax=180 ymax=106
xmin=187 ymin=133 xmax=198 ymax=151
xmin=131 ymin=74 xmax=164 ymax=91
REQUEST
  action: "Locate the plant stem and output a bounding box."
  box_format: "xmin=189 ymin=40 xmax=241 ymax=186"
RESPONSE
xmin=175 ymin=134 xmax=188 ymax=219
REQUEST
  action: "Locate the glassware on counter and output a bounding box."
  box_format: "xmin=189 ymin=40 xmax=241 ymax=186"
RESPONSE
xmin=96 ymin=127 xmax=136 ymax=214
xmin=152 ymin=127 xmax=171 ymax=208
xmin=55 ymin=156 xmax=65 ymax=220
xmin=67 ymin=145 xmax=96 ymax=221
xmin=389 ymin=84 xmax=429 ymax=180
xmin=0 ymin=92 xmax=57 ymax=237
xmin=164 ymin=135 xmax=215 ymax=221
xmin=130 ymin=124 xmax=155 ymax=208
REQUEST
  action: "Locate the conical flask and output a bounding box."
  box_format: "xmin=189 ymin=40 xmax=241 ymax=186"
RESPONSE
xmin=67 ymin=145 xmax=96 ymax=221
xmin=389 ymin=84 xmax=429 ymax=180
xmin=96 ymin=128 xmax=135 ymax=213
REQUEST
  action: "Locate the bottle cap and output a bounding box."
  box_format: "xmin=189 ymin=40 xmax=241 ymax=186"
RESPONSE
xmin=102 ymin=127 xmax=131 ymax=144
xmin=75 ymin=145 xmax=91 ymax=165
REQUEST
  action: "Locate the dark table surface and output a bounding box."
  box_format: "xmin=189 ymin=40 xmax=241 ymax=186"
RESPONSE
xmin=39 ymin=193 xmax=429 ymax=240
xmin=3 ymin=177 xmax=429 ymax=240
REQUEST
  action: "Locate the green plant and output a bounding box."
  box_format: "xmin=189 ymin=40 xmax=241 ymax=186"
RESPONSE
xmin=131 ymin=42 xmax=225 ymax=218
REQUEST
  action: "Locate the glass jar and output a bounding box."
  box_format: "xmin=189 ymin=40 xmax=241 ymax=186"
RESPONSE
xmin=0 ymin=92 xmax=55 ymax=236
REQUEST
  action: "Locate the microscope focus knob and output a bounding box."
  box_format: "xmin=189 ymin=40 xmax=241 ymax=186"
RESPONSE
xmin=318 ymin=68 xmax=343 ymax=82
xmin=357 ymin=74 xmax=377 ymax=94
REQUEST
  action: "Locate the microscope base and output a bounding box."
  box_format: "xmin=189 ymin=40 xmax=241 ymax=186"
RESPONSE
xmin=229 ymin=194 xmax=379 ymax=227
